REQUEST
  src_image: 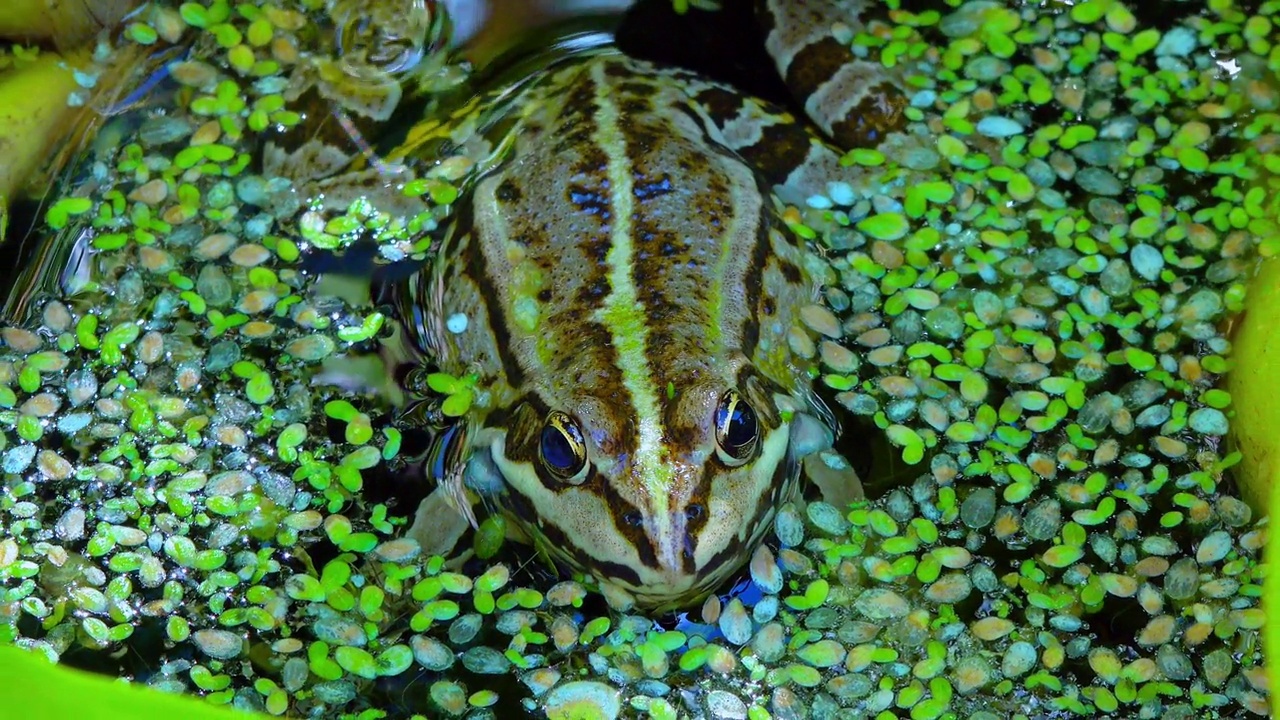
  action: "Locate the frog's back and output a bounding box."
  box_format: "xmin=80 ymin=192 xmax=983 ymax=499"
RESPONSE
xmin=464 ymin=54 xmax=814 ymax=400
xmin=389 ymin=2 xmax=911 ymax=609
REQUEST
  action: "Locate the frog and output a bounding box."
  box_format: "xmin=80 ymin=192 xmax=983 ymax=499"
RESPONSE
xmin=377 ymin=0 xmax=909 ymax=612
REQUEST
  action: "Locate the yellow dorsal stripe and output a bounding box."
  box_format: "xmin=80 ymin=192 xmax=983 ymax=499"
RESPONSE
xmin=681 ymin=83 xmax=768 ymax=363
xmin=588 ymin=63 xmax=672 ymax=517
xmin=706 ymin=165 xmax=757 ymax=358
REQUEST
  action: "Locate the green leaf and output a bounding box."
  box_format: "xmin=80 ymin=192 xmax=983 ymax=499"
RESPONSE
xmin=0 ymin=646 xmax=270 ymax=719
xmin=427 ymin=372 xmax=461 ymax=394
xmin=441 ymin=389 xmax=473 ymax=417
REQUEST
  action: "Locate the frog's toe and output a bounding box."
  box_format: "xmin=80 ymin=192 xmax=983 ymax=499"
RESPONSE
xmin=407 ymin=486 xmax=473 ymax=559
xmin=805 ymin=450 xmax=865 ymax=512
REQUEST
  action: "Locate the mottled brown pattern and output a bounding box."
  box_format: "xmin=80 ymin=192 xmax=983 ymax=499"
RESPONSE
xmin=500 ymin=399 xmax=666 ymax=575
xmin=450 ymin=225 xmax=526 ymax=389
xmin=739 ymin=220 xmax=774 ymax=359
xmin=495 ymin=178 xmax=521 ymax=203
xmin=784 ymin=36 xmax=857 ymax=105
xmin=692 ymin=85 xmax=748 ymax=124
xmin=729 ymin=118 xmax=818 ymax=188
xmin=469 ymin=62 xmax=631 ymax=420
xmin=829 ymin=82 xmax=910 ymax=148
xmin=483 ymin=396 xmax=544 ymax=448
xmin=559 ymin=78 xmax=599 ymax=125
xmin=472 ymin=56 xmax=816 ymax=595
xmin=398 ymin=45 xmax=851 ymax=608
xmin=547 ymin=76 xmax=605 ymax=156
xmin=390 ymin=215 xmax=536 ymax=479
xmin=756 ymin=0 xmax=907 ymax=148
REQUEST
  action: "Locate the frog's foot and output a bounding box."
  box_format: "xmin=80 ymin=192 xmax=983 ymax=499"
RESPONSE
xmin=407 ymin=484 xmax=473 ymax=559
xmin=805 ymin=449 xmax=865 ymax=512
xmin=597 ymin=579 xmax=637 ymax=614
xmin=263 ymin=138 xmax=356 ymax=184
xmin=314 ymin=351 xmax=402 ymax=401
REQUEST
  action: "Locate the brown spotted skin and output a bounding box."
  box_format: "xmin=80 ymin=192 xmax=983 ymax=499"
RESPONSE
xmin=392 ymin=52 xmax=836 ymax=609
xmin=389 ymin=0 xmax=909 ymax=609
xmin=755 ymin=0 xmax=909 ymax=151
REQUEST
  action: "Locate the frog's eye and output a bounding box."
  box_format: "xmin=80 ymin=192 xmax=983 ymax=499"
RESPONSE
xmin=540 ymin=411 xmax=588 ymax=482
xmin=714 ymin=390 xmax=759 ymax=466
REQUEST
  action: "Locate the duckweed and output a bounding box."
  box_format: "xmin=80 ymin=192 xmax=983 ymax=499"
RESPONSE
xmin=0 ymin=0 xmax=1273 ymax=718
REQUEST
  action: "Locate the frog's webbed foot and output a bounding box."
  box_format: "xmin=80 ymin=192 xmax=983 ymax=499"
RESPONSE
xmin=804 ymin=449 xmax=865 ymax=513
xmin=404 ymin=420 xmax=484 ymax=561
xmin=408 ymin=417 xmax=479 ymax=530
xmin=407 ymin=484 xmax=474 ymax=560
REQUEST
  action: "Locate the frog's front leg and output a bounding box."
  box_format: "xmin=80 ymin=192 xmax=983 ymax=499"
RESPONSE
xmin=805 ymin=451 xmax=866 ymax=512
xmin=407 ymin=481 xmax=475 ymax=561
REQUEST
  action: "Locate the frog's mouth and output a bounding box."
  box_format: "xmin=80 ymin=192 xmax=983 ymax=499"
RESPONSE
xmin=457 ymin=407 xmax=839 ymax=610
xmin=579 ymin=412 xmax=831 ymax=612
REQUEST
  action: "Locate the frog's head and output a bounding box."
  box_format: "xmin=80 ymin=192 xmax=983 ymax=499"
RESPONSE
xmin=464 ymin=360 xmax=835 ymax=611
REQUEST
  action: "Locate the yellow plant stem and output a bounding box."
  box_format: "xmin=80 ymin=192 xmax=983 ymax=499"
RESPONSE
xmin=1227 ymin=256 xmax=1280 ymax=516
xmin=1230 ymin=256 xmax=1280 ymax=715
xmin=0 ymin=47 xmax=91 ymax=208
xmin=0 ymin=645 xmax=269 ymax=719
xmin=0 ymin=0 xmax=58 ymax=39
xmin=1269 ymin=492 xmax=1280 ymax=717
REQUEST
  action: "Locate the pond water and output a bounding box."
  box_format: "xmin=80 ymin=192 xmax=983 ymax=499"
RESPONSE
xmin=0 ymin=0 xmax=1274 ymax=718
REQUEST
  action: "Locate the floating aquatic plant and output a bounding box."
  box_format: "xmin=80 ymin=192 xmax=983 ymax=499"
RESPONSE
xmin=0 ymin=0 xmax=1274 ymax=718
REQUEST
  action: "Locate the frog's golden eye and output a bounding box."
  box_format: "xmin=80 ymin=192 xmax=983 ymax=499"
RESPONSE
xmin=714 ymin=390 xmax=759 ymax=466
xmin=540 ymin=411 xmax=588 ymax=483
